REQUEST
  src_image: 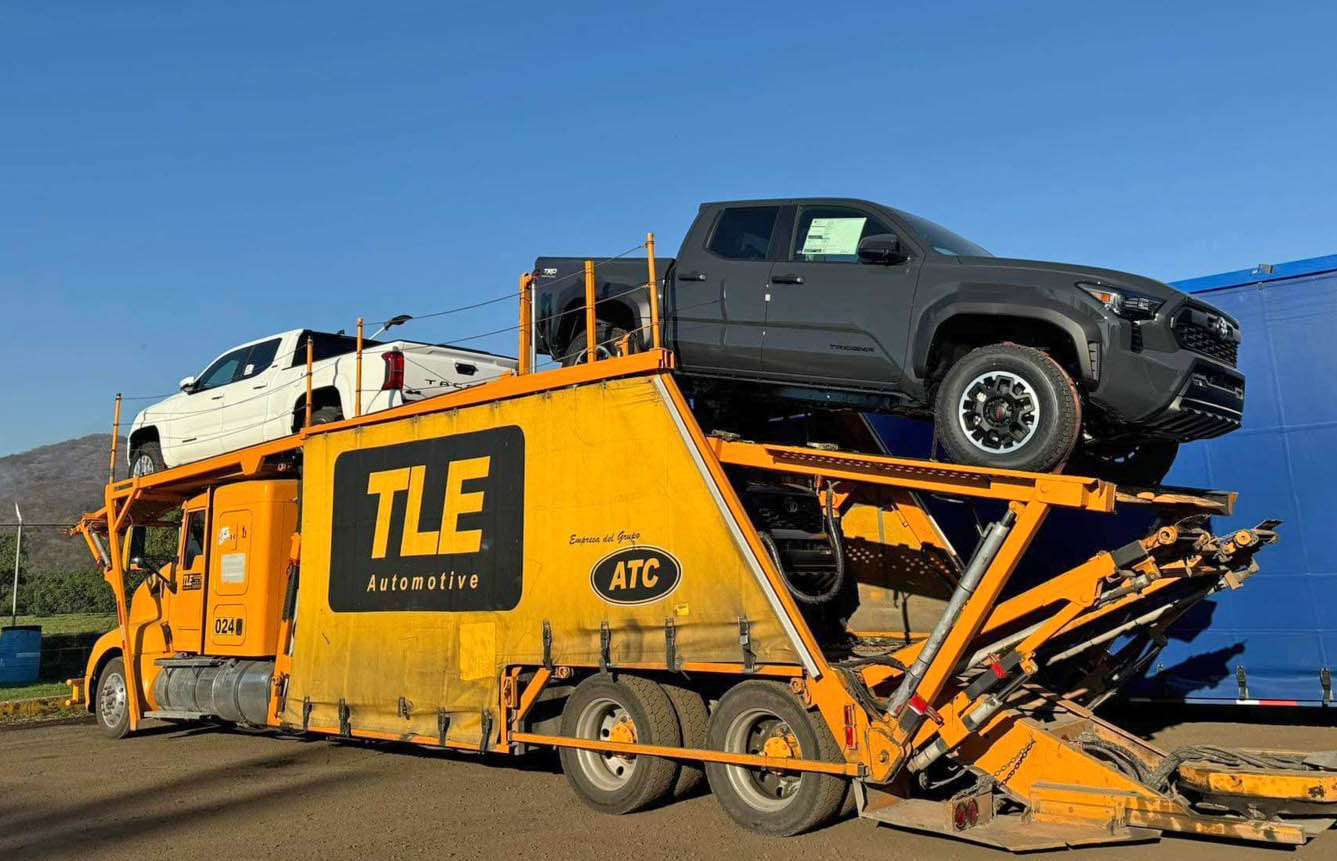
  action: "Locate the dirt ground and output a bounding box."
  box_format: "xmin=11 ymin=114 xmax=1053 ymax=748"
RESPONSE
xmin=2 ymin=706 xmax=1335 ymax=860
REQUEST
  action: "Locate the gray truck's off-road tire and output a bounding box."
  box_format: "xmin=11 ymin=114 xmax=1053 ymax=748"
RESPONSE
xmin=705 ymin=680 xmax=846 ymax=836
xmin=560 ymin=324 xmax=629 ymax=367
xmin=129 ymin=441 xmax=165 ymax=477
xmin=934 ymin=343 xmax=1081 ymax=474
xmin=1068 ymin=441 xmax=1180 ymax=487
xmin=96 ymin=657 xmax=132 ymax=739
xmin=559 ymin=674 xmax=681 ymax=814
xmin=661 ymin=680 xmax=709 ymax=798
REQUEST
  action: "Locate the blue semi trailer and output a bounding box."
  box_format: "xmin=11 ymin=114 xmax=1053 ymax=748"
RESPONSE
xmin=868 ymin=253 xmax=1337 ymax=706
xmin=1141 ymin=254 xmax=1337 ymax=706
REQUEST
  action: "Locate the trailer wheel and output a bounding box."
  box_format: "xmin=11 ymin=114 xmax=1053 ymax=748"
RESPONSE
xmin=559 ymin=674 xmax=681 ymax=814
xmin=96 ymin=657 xmax=132 ymax=739
xmin=662 ymin=681 xmax=709 ymax=798
xmin=705 ymin=680 xmax=846 ymax=836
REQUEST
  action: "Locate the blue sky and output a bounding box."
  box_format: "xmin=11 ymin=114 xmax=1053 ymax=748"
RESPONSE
xmin=2 ymin=1 xmax=1335 ymax=455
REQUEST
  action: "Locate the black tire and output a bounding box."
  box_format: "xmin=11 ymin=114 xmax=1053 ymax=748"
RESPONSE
xmin=661 ymin=681 xmax=709 ymax=798
xmin=95 ymin=657 xmax=132 ymax=739
xmin=934 ymin=343 xmax=1081 ymax=473
xmin=560 ymin=323 xmax=629 ymax=367
xmin=559 ymin=674 xmax=681 ymax=814
xmin=704 ymin=680 xmax=847 ymax=836
xmin=309 ymin=405 xmax=343 ymax=425
xmin=128 ymin=441 xmax=165 ymax=477
xmin=1068 ymin=441 xmax=1180 ymax=486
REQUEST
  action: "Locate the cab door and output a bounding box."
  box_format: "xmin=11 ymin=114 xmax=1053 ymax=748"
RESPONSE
xmin=670 ymin=205 xmax=791 ymax=374
xmin=168 ymin=502 xmax=210 ymax=653
xmin=172 ymin=346 xmax=249 ymax=463
xmin=761 ymin=205 xmax=921 ymax=388
xmin=220 ymin=337 xmax=283 ymax=451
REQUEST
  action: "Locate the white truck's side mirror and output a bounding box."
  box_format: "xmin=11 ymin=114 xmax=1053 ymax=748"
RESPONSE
xmin=179 ymin=376 xmax=197 ymax=392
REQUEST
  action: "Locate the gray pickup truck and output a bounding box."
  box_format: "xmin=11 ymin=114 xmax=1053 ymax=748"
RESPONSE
xmin=533 ymin=198 xmax=1244 ymax=483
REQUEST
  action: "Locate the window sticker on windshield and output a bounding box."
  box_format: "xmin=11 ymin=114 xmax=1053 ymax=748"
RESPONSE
xmin=800 ymin=217 xmax=866 ymax=257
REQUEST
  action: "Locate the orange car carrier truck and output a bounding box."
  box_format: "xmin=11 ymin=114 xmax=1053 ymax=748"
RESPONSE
xmin=68 ymin=250 xmax=1337 ymax=851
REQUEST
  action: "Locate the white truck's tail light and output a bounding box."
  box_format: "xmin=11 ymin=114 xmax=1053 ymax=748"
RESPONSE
xmin=382 ymin=350 xmax=405 ymax=390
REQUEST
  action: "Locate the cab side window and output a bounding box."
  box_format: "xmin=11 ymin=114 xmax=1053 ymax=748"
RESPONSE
xmin=792 ymin=206 xmax=893 ymax=263
xmin=181 ymin=510 xmax=206 ymax=569
xmin=194 ymin=347 xmax=249 ymax=392
xmin=238 ymin=338 xmax=281 ymax=381
xmin=707 ymin=206 xmax=781 ymax=261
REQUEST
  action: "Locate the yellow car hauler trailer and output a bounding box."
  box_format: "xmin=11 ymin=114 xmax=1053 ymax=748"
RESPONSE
xmin=69 ymin=348 xmax=1336 ymax=850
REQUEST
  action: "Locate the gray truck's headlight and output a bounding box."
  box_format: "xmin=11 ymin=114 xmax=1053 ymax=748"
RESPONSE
xmin=1077 ymin=281 xmax=1164 ymax=321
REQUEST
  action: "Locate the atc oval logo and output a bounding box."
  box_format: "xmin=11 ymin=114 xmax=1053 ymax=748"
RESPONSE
xmin=590 ymin=546 xmax=682 ymax=605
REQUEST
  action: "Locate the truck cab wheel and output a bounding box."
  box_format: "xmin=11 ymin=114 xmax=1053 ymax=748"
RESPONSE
xmin=933 ymin=343 xmax=1082 ymax=474
xmin=558 ymin=674 xmax=681 ymax=814
xmin=96 ymin=657 xmax=132 ymax=739
xmin=704 ymin=680 xmax=846 ymax=836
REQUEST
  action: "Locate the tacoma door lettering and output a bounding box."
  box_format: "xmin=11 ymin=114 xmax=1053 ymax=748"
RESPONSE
xmin=328 ymin=426 xmax=524 ymax=612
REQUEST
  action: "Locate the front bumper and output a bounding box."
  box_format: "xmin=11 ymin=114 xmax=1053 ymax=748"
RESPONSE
xmin=1140 ymin=361 xmax=1244 ymax=441
xmin=1090 ymin=308 xmax=1245 ymax=442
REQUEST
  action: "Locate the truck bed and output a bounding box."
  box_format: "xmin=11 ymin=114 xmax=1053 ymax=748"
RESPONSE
xmin=533 ymin=256 xmax=672 ymax=357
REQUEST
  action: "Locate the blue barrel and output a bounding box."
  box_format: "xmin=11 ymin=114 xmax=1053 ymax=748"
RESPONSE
xmin=0 ymin=625 xmax=42 ymax=685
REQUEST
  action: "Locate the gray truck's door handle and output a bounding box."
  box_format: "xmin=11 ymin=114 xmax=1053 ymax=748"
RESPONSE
xmin=770 ymin=273 xmax=805 ymax=285
xmin=678 ymin=271 xmax=708 ymax=282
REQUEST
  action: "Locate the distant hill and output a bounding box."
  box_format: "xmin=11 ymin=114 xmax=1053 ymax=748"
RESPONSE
xmin=0 ymin=434 xmax=123 ymax=575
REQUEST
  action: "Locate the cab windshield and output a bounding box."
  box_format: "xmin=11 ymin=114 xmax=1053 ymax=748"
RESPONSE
xmin=895 ymin=210 xmax=992 ymax=257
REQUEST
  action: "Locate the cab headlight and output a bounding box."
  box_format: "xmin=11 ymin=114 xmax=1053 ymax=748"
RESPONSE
xmin=1077 ymin=282 xmax=1164 ymax=321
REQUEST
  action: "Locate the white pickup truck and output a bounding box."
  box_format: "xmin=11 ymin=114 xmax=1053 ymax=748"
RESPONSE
xmin=127 ymin=328 xmax=516 ymax=475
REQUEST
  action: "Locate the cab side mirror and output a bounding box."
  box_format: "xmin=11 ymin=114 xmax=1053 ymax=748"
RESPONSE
xmin=857 ymin=233 xmax=903 ymax=264
xmin=127 ymin=526 xmax=147 ymax=569
xmin=178 ymin=376 xmax=197 ymax=393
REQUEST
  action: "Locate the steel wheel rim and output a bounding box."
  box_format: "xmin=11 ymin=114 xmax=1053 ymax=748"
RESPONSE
xmin=100 ymin=671 xmax=127 ymax=729
xmin=957 ymin=370 xmax=1040 ymax=454
xmin=722 ymin=707 xmax=802 ymax=813
xmin=574 ymin=696 xmax=638 ymax=791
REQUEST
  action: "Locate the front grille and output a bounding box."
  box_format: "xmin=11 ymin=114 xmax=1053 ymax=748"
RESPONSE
xmin=1173 ymin=305 xmax=1239 ymax=366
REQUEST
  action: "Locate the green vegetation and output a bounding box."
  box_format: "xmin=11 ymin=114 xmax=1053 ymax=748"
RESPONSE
xmin=0 ymin=680 xmax=69 ymax=702
xmin=8 ymin=613 xmax=116 ymax=635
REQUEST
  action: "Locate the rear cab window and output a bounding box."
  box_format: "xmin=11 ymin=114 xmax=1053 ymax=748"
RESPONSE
xmin=289 ymin=332 xmax=384 ymax=367
xmin=707 ymin=206 xmax=784 ymax=260
xmin=792 ymin=206 xmax=894 ymax=263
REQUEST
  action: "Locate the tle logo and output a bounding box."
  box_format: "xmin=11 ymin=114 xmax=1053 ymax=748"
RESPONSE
xmin=590 ymin=546 xmax=681 ymax=605
xmin=328 ymin=426 xmax=525 ymax=613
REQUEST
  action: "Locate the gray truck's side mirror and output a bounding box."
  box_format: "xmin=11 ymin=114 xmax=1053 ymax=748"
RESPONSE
xmin=178 ymin=376 xmax=196 ymax=392
xmin=857 ymin=233 xmax=903 ymax=264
